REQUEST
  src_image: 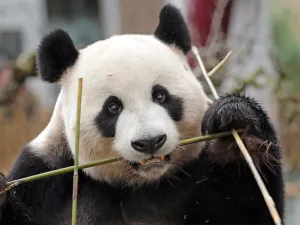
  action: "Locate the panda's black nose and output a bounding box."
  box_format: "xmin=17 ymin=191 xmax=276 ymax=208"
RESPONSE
xmin=131 ymin=134 xmax=167 ymax=154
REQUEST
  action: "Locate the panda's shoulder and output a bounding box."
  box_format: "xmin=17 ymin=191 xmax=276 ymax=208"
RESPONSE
xmin=7 ymin=138 xmax=73 ymax=181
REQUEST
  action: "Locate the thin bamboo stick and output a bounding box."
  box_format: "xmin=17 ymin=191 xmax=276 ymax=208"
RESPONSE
xmin=179 ymin=130 xmax=239 ymax=145
xmin=191 ymin=46 xmax=282 ymax=225
xmin=207 ymin=51 xmax=232 ymax=77
xmin=72 ymin=78 xmax=83 ymax=225
xmin=6 ymin=157 xmax=121 ymax=186
xmin=4 ymin=130 xmax=240 ymax=188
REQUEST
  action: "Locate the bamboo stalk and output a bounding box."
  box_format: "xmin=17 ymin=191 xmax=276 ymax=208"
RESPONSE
xmin=232 ymin=130 xmax=282 ymax=225
xmin=6 ymin=157 xmax=121 ymax=186
xmin=207 ymin=51 xmax=232 ymax=77
xmin=5 ymin=131 xmax=239 ymax=188
xmin=179 ymin=130 xmax=239 ymax=145
xmin=72 ymin=78 xmax=83 ymax=225
xmin=192 ymin=47 xmax=219 ymax=99
xmin=191 ymin=46 xmax=282 ymax=225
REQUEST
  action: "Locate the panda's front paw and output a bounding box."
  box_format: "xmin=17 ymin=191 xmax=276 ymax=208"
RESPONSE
xmin=201 ymin=94 xmax=267 ymax=138
xmin=201 ymin=94 xmax=279 ymax=165
xmin=0 ymin=173 xmax=8 ymax=209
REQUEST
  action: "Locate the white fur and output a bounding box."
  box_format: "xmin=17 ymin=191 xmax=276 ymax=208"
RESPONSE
xmin=32 ymin=34 xmax=208 ymax=184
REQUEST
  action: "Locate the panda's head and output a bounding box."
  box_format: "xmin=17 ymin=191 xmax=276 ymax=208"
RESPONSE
xmin=36 ymin=4 xmax=208 ymax=185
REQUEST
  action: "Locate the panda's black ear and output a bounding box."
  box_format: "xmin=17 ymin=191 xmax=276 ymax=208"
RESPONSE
xmin=154 ymin=4 xmax=191 ymax=54
xmin=36 ymin=29 xmax=79 ymax=83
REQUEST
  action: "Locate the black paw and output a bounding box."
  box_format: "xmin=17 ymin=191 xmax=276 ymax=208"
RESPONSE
xmin=201 ymin=94 xmax=274 ymax=140
xmin=0 ymin=173 xmax=8 ymax=209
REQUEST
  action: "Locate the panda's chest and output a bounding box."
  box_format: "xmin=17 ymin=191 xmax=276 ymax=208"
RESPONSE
xmin=72 ymin=178 xmax=193 ymax=225
xmin=119 ymin=187 xmax=191 ymax=225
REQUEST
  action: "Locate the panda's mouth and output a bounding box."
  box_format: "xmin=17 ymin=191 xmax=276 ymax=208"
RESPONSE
xmin=128 ymin=154 xmax=171 ymax=170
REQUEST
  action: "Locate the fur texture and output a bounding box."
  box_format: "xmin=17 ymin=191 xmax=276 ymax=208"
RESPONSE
xmin=154 ymin=4 xmax=191 ymax=54
xmin=0 ymin=4 xmax=284 ymax=225
xmin=36 ymin=29 xmax=79 ymax=83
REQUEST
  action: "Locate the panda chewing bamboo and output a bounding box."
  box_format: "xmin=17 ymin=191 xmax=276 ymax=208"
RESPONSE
xmin=0 ymin=4 xmax=284 ymax=225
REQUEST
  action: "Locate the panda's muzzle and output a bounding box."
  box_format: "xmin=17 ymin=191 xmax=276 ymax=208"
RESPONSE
xmin=127 ymin=134 xmax=172 ymax=170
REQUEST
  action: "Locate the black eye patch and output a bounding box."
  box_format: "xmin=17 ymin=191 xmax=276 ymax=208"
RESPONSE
xmin=152 ymin=84 xmax=183 ymax=122
xmin=95 ymin=96 xmax=123 ymax=137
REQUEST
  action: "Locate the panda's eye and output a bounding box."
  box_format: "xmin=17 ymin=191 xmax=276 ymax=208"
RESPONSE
xmin=154 ymin=91 xmax=166 ymax=103
xmin=108 ymin=102 xmax=122 ymax=114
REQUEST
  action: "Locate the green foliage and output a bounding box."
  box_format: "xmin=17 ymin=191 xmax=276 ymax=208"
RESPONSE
xmin=271 ymin=7 xmax=300 ymax=93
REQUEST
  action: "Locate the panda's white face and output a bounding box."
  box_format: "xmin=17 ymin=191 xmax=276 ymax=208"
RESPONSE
xmin=33 ymin=5 xmax=209 ymax=185
xmin=59 ymin=35 xmax=208 ymax=184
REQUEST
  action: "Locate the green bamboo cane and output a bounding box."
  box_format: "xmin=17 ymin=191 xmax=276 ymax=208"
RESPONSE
xmin=4 ymin=130 xmax=241 ymax=189
xmin=6 ymin=157 xmax=121 ymax=187
xmin=72 ymin=78 xmax=83 ymax=225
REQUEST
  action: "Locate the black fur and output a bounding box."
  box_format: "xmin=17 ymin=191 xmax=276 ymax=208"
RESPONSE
xmin=37 ymin=29 xmax=79 ymax=83
xmin=95 ymin=96 xmax=123 ymax=137
xmin=154 ymin=4 xmax=191 ymax=54
xmin=0 ymin=173 xmax=7 ymax=222
xmin=0 ymin=174 xmax=6 ymax=209
xmin=152 ymin=84 xmax=183 ymax=121
xmin=0 ymin=94 xmax=284 ymax=225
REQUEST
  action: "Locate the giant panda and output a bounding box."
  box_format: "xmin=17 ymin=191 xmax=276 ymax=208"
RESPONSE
xmin=0 ymin=4 xmax=284 ymax=225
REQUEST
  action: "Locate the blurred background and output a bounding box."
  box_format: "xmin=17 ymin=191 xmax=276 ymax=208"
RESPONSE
xmin=0 ymin=0 xmax=299 ymax=223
